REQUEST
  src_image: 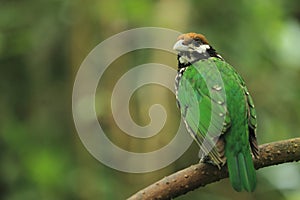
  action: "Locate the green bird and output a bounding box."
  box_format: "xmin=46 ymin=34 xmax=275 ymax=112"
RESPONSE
xmin=173 ymin=33 xmax=259 ymax=192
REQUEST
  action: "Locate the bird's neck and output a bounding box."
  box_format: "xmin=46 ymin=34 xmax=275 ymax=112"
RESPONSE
xmin=177 ymin=45 xmax=223 ymax=69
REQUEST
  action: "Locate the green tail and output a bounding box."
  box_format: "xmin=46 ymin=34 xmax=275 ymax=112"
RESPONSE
xmin=226 ymin=151 xmax=256 ymax=192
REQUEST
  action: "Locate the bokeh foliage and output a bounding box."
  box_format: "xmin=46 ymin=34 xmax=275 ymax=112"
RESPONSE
xmin=1 ymin=0 xmax=300 ymax=199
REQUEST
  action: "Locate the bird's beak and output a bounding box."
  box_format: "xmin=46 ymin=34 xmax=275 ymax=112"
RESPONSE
xmin=173 ymin=39 xmax=189 ymax=52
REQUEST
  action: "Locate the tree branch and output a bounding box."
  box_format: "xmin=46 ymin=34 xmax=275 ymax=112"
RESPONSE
xmin=128 ymin=138 xmax=300 ymax=200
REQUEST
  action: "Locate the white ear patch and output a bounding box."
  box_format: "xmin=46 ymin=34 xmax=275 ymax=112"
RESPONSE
xmin=196 ymin=44 xmax=210 ymax=54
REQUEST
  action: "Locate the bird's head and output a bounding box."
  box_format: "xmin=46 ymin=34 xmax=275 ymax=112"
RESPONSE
xmin=173 ymin=33 xmax=221 ymax=68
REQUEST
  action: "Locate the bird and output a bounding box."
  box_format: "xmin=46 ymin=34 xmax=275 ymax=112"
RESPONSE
xmin=173 ymin=33 xmax=259 ymax=192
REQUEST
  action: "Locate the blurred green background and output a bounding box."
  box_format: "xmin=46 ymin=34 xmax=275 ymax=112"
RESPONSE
xmin=1 ymin=0 xmax=300 ymax=199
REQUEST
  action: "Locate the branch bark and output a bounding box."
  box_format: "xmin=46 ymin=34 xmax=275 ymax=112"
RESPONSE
xmin=128 ymin=138 xmax=300 ymax=200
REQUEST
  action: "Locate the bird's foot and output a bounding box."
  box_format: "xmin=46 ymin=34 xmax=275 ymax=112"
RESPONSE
xmin=199 ymin=153 xmax=222 ymax=169
xmin=199 ymin=155 xmax=216 ymax=165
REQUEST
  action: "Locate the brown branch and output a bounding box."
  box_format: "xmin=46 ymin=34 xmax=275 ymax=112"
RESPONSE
xmin=128 ymin=138 xmax=300 ymax=200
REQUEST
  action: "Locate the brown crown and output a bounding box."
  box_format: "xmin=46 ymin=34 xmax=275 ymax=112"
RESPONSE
xmin=177 ymin=33 xmax=209 ymax=45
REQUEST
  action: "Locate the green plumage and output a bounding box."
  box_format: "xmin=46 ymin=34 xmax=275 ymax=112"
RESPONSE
xmin=176 ymin=57 xmax=258 ymax=192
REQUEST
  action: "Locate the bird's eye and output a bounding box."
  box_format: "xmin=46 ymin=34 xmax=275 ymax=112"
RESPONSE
xmin=193 ymin=37 xmax=202 ymax=42
xmin=192 ymin=38 xmax=201 ymax=46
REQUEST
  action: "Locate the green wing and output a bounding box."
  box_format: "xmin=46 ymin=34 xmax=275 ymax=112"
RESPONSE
xmin=177 ymin=59 xmax=231 ymax=166
xmin=245 ymin=87 xmax=259 ymax=158
xmin=230 ymin=67 xmax=259 ymax=158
